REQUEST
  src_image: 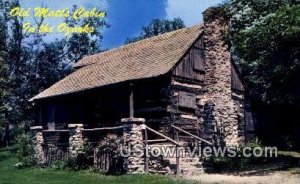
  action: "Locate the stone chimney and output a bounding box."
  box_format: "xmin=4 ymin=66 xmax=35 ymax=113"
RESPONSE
xmin=200 ymin=7 xmax=245 ymax=147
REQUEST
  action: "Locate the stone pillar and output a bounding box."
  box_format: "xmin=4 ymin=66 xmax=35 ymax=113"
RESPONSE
xmin=30 ymin=126 xmax=45 ymax=165
xmin=68 ymin=124 xmax=84 ymax=157
xmin=122 ymin=118 xmax=145 ymax=174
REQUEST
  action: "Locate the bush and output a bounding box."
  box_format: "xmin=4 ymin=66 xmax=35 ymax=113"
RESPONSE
xmin=207 ymin=138 xmax=270 ymax=172
xmin=51 ymin=160 xmax=67 ymax=170
xmin=0 ymin=149 xmax=11 ymax=162
xmin=16 ymin=133 xmax=36 ymax=167
xmin=95 ymin=135 xmax=125 ymax=175
xmin=65 ymin=139 xmax=93 ymax=170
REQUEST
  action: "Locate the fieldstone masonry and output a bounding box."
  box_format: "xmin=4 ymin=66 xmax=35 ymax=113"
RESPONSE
xmin=121 ymin=118 xmax=145 ymax=174
xmin=200 ymin=11 xmax=245 ymax=147
xmin=68 ymin=124 xmax=84 ymax=157
xmin=30 ymin=126 xmax=45 ymax=165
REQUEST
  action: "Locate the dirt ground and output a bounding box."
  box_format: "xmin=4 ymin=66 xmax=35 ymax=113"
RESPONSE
xmin=184 ymin=168 xmax=300 ymax=184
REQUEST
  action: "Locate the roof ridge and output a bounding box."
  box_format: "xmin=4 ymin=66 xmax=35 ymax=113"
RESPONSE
xmin=75 ymin=24 xmax=203 ymax=67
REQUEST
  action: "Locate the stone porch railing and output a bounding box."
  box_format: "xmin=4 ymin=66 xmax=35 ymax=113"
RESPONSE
xmin=30 ymin=118 xmax=146 ymax=173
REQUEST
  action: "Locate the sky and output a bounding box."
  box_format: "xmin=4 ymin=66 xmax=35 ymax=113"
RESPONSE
xmin=20 ymin=0 xmax=223 ymax=49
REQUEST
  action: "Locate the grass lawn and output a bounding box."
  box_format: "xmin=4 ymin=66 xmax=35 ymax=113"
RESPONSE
xmin=0 ymin=148 xmax=195 ymax=184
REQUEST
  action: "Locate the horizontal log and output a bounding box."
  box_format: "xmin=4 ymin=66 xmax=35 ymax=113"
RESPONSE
xmin=83 ymin=126 xmax=123 ymax=131
xmin=43 ymin=129 xmax=69 ymax=133
xmin=146 ymin=139 xmax=168 ymax=143
xmin=144 ymin=119 xmax=162 ymax=123
xmin=45 ymin=143 xmax=69 ymax=146
xmin=136 ymin=107 xmax=166 ymax=113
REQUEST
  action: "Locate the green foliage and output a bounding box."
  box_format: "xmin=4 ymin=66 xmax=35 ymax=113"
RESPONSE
xmin=0 ymin=12 xmax=10 ymax=144
xmin=65 ymin=5 xmax=109 ymax=62
xmin=65 ymin=139 xmax=94 ymax=170
xmin=16 ymin=133 xmax=36 ymax=166
xmin=0 ymin=149 xmax=11 ymax=162
xmin=229 ymin=1 xmax=300 ymax=105
xmin=95 ymin=135 xmax=125 ymax=174
xmin=0 ymin=0 xmax=108 ymax=144
xmin=0 ymin=152 xmax=195 ymax=184
xmin=0 ymin=147 xmax=196 ymax=184
xmin=227 ymin=0 xmax=300 ymax=148
xmin=0 ymin=57 xmax=8 ymax=142
xmin=125 ymin=18 xmax=185 ymax=43
xmin=203 ymin=5 xmax=230 ymax=23
xmin=51 ymin=160 xmax=67 ymax=170
xmin=207 ymin=139 xmax=265 ymax=172
xmin=246 ymin=137 xmax=262 ymax=148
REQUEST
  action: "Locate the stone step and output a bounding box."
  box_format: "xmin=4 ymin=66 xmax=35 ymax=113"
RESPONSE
xmin=181 ymin=167 xmax=204 ymax=175
xmin=146 ymin=143 xmax=207 ymax=175
xmin=181 ymin=157 xmax=199 ymax=162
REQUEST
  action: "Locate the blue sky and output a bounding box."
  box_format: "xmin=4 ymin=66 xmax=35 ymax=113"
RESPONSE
xmin=20 ymin=0 xmax=223 ymax=49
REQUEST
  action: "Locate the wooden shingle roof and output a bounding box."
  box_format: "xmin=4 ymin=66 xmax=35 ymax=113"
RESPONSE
xmin=30 ymin=24 xmax=203 ymax=101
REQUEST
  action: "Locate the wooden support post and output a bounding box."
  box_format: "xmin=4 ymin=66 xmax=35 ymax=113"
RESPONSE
xmin=129 ymin=83 xmax=134 ymax=118
xmin=176 ymin=145 xmax=180 ymax=175
xmin=175 ymin=130 xmax=180 ymax=174
xmin=38 ymin=106 xmax=42 ymax=126
xmin=198 ymin=140 xmax=202 ymax=156
xmin=198 ymin=140 xmax=202 ymax=147
xmin=175 ymin=129 xmax=179 ymax=142
xmin=144 ymin=128 xmax=149 ymax=172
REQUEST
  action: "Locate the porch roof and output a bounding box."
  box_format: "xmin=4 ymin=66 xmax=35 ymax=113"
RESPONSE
xmin=30 ymin=24 xmax=203 ymax=101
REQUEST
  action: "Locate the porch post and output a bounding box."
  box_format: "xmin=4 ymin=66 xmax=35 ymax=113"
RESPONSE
xmin=129 ymin=83 xmax=134 ymax=118
xmin=30 ymin=126 xmax=45 ymax=165
xmin=122 ymin=118 xmax=145 ymax=174
xmin=68 ymin=124 xmax=84 ymax=157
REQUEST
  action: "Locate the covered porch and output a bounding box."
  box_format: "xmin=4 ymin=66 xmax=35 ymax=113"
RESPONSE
xmin=33 ymin=76 xmax=171 ymax=132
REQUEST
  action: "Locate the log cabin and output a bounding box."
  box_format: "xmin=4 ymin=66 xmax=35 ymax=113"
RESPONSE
xmin=30 ymin=13 xmax=254 ymax=148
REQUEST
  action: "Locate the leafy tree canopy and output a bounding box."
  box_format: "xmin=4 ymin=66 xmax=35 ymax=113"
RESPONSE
xmin=125 ymin=18 xmax=185 ymax=44
xmin=0 ymin=0 xmax=108 ymax=141
xmin=229 ymin=0 xmax=300 ymax=106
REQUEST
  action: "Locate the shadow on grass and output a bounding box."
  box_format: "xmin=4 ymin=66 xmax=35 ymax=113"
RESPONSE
xmin=205 ymin=154 xmax=300 ymax=177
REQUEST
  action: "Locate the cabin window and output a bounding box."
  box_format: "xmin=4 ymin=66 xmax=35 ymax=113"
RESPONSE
xmin=178 ymin=91 xmax=196 ymax=109
xmin=192 ymin=48 xmax=205 ymax=72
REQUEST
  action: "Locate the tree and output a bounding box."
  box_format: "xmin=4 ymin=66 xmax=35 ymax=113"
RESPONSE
xmin=227 ymin=0 xmax=300 ymax=148
xmin=232 ymin=5 xmax=300 ymax=105
xmin=125 ymin=18 xmax=185 ymax=43
xmin=0 ymin=14 xmax=9 ymax=145
xmin=64 ymin=5 xmax=109 ymax=63
xmin=0 ymin=0 xmax=108 ymax=143
xmin=0 ymin=55 xmax=9 ymax=146
xmin=229 ymin=0 xmax=300 ymax=105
